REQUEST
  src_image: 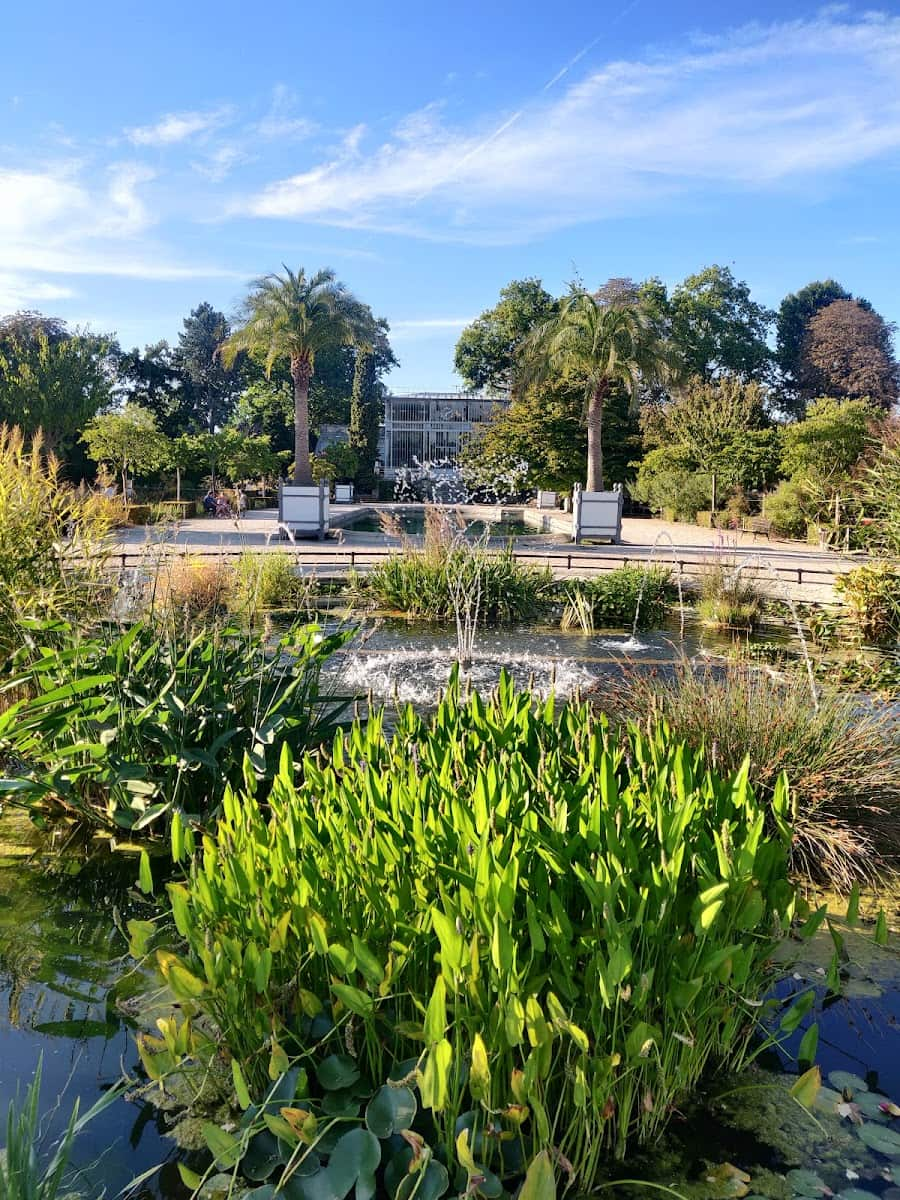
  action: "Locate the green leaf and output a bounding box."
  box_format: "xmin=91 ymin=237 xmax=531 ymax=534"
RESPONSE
xmin=790 ymin=1065 xmax=821 ymax=1109
xmin=317 ymin=1054 xmax=360 ymax=1092
xmin=875 ymin=908 xmax=889 ymax=946
xmin=202 ymin=1122 xmax=241 ymax=1168
xmin=138 ymin=850 xmax=154 ymax=895
xmin=857 ymin=1121 xmax=900 ymax=1155
xmin=424 ymin=976 xmax=447 ymax=1045
xmin=519 ymin=1151 xmax=556 ymax=1200
xmin=232 ymin=1058 xmax=252 ymax=1109
xmin=365 ymin=1085 xmax=417 ymax=1138
xmin=177 ymin=1162 xmax=203 ymax=1191
xmin=331 ymin=982 xmax=374 ymax=1017
xmin=798 ymin=1023 xmax=819 ymax=1065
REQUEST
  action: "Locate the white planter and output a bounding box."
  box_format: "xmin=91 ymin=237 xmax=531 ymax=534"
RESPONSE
xmin=536 ymin=490 xmax=558 ymax=510
xmin=334 ymin=482 xmax=355 ymax=504
xmin=278 ymin=482 xmax=330 ymax=538
xmin=572 ymin=486 xmax=623 ymax=544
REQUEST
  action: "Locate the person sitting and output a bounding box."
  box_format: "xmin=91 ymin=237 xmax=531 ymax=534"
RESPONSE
xmin=202 ymin=490 xmax=217 ymax=515
xmin=215 ymin=493 xmax=232 ymax=518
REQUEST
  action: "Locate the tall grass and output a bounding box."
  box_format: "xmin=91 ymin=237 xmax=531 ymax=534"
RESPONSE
xmin=0 ymin=426 xmax=113 ymax=654
xmin=696 ymin=556 xmax=763 ymax=630
xmin=0 ymin=1057 xmax=120 ymax=1200
xmin=157 ymin=674 xmax=798 ymax=1190
xmin=230 ymin=551 xmax=317 ymax=620
xmin=604 ymin=660 xmax=900 ymax=887
xmin=363 ymin=507 xmax=553 ymax=623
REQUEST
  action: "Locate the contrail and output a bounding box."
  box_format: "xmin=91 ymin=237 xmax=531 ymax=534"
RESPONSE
xmin=412 ymin=1 xmax=642 ymax=202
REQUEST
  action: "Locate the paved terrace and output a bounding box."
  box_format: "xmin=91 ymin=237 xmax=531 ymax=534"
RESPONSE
xmin=110 ymin=505 xmax=859 ymax=603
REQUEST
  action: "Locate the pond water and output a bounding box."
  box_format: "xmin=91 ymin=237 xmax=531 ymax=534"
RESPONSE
xmin=3 ymin=615 xmax=900 ymax=1199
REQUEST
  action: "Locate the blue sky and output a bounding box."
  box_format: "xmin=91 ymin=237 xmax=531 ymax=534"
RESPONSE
xmin=2 ymin=1 xmax=898 ymax=391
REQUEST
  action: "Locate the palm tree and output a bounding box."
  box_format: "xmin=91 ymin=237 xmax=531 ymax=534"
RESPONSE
xmin=222 ymin=267 xmax=371 ymax=485
xmin=521 ymin=284 xmax=670 ymax=491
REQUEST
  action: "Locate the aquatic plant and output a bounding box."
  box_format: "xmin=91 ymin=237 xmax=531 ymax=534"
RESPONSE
xmin=229 ymin=550 xmax=317 ymax=619
xmin=835 ymin=561 xmax=900 ymax=644
xmin=0 ymin=1056 xmax=121 ymax=1200
xmin=561 ymin=565 xmax=674 ymax=631
xmin=154 ymin=673 xmax=799 ymax=1193
xmin=150 ymin=555 xmax=233 ymax=621
xmin=0 ymin=618 xmax=351 ymax=835
xmin=604 ymin=660 xmax=900 ymax=887
xmin=362 ymin=535 xmax=553 ymax=623
xmin=695 ymin=555 xmax=763 ymax=630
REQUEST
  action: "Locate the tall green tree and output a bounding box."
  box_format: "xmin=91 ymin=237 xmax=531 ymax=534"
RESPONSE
xmin=521 ymin=282 xmax=670 ymax=491
xmin=454 ymin=278 xmax=557 ymax=393
xmin=347 ymin=319 xmax=394 ymax=492
xmin=222 ymin=267 xmax=374 ymax=485
xmin=117 ymin=340 xmax=190 ymax=437
xmin=641 ymin=266 xmax=773 ymax=384
xmin=175 ymin=302 xmax=242 ymax=433
xmin=0 ymin=312 xmax=119 ymax=455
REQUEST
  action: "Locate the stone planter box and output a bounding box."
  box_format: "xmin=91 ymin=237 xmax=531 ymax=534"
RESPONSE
xmin=536 ymin=490 xmax=558 ymax=510
xmin=572 ymin=486 xmax=624 ymax=544
xmin=334 ymin=482 xmax=355 ymax=504
xmin=278 ymin=482 xmax=329 ymax=538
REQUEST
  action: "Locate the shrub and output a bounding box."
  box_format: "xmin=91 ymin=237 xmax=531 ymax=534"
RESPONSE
xmin=0 ymin=618 xmax=352 ymax=835
xmin=230 ymin=551 xmax=316 ymax=618
xmin=156 ymin=674 xmax=798 ymax=1189
xmin=696 ymin=555 xmax=763 ymax=630
xmin=630 ymin=448 xmax=712 ymax=521
xmin=561 ymin=565 xmax=674 ymax=631
xmin=764 ymin=480 xmax=811 ymax=540
xmin=0 ymin=426 xmax=113 ymax=652
xmin=835 ymin=562 xmax=900 ymax=644
xmin=603 ymin=660 xmax=900 ymax=887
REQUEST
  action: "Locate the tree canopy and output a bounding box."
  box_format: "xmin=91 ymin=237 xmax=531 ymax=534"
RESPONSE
xmin=454 ymin=278 xmax=557 ymax=393
xmin=799 ymin=300 xmax=899 ymax=410
xmin=0 ymin=313 xmax=119 ymax=455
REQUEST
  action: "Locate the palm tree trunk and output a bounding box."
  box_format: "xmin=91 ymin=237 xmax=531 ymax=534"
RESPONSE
xmin=291 ymin=356 xmax=314 ymax=485
xmin=586 ymin=382 xmax=607 ymax=492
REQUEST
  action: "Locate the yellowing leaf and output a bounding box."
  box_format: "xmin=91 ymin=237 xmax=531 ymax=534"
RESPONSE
xmin=790 ymin=1065 xmax=821 ymax=1110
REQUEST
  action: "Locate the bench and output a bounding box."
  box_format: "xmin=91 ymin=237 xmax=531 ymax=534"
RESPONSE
xmin=742 ymin=516 xmax=772 ymax=541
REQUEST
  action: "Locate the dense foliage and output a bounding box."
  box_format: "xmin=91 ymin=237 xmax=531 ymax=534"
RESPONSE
xmin=155 ymin=677 xmax=798 ymax=1194
xmin=561 ymin=565 xmax=673 ymax=631
xmin=0 ymin=619 xmax=350 ymax=834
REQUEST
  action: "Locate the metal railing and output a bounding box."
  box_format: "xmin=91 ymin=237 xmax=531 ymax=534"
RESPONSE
xmin=97 ymin=544 xmax=844 ymax=589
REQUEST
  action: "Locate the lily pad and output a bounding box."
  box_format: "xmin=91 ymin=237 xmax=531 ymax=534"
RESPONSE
xmin=856 ymin=1122 xmax=900 ymax=1156
xmin=829 ymin=1071 xmax=869 ymax=1094
xmin=786 ymin=1168 xmax=829 ymax=1196
xmin=365 ymin=1085 xmax=417 ymax=1138
xmin=852 ymin=1090 xmax=891 ymax=1122
xmin=835 ymin=1190 xmax=879 ymax=1199
xmin=317 ymin=1054 xmax=360 ymax=1092
xmin=814 ymin=1086 xmax=845 ymax=1114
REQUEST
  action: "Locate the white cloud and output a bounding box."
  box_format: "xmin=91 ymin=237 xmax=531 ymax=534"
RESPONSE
xmin=127 ymin=107 xmax=232 ymax=147
xmin=0 ymin=272 xmax=75 ymax=311
xmin=255 ymin=85 xmax=317 ymax=141
xmin=191 ymin=144 xmax=249 ymax=182
xmin=0 ymin=164 xmax=238 ymax=286
xmin=245 ymin=11 xmax=900 ymax=242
